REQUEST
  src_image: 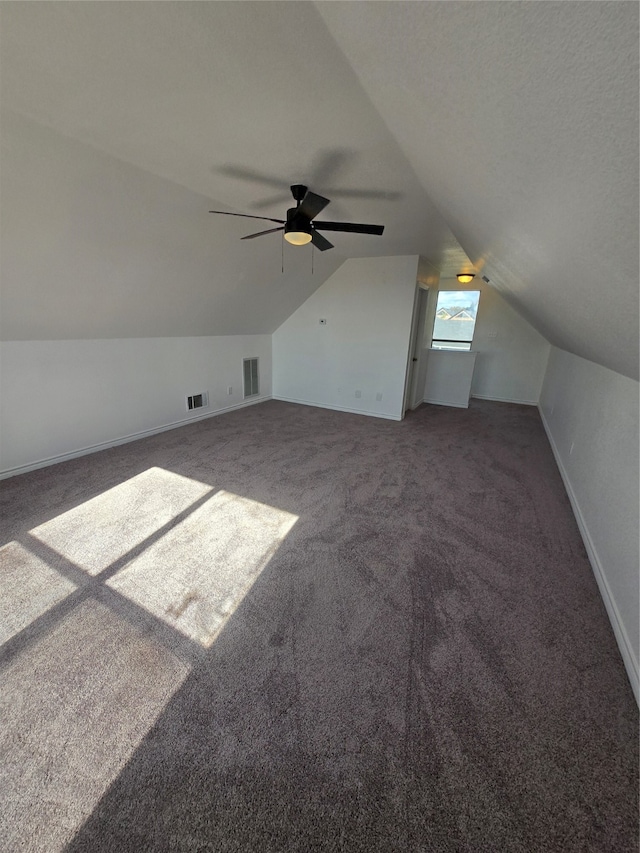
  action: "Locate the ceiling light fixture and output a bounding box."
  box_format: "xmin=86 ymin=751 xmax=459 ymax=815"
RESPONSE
xmin=284 ymin=212 xmax=312 ymax=246
xmin=283 ymin=228 xmax=312 ymax=246
xmin=457 ymin=273 xmax=476 ymax=284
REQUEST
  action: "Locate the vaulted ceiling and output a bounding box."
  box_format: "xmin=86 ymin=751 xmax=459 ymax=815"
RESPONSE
xmin=1 ymin=2 xmax=637 ymax=378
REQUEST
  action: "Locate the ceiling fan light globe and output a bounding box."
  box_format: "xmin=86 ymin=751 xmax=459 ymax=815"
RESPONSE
xmin=284 ymin=231 xmax=312 ymax=246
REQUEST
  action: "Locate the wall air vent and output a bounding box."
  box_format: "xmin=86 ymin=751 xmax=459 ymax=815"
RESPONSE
xmin=243 ymin=358 xmax=259 ymax=398
xmin=186 ymin=392 xmax=209 ymax=411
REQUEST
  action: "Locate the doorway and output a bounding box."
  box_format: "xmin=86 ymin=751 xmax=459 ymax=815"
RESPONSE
xmin=403 ymin=285 xmax=430 ymax=414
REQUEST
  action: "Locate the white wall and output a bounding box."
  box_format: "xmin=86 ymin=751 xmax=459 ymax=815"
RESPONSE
xmin=272 ymin=256 xmax=419 ymax=420
xmin=471 ymin=282 xmax=550 ymax=403
xmin=424 ymin=278 xmax=550 ymax=406
xmin=1 ymin=111 xmax=341 ymax=342
xmin=0 ymin=335 xmax=271 ymax=477
xmin=539 ymin=347 xmax=639 ymax=700
xmin=424 ymin=351 xmax=477 ymax=409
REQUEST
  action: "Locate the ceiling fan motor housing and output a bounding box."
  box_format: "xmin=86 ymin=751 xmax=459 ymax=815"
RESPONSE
xmin=285 ymin=208 xmax=313 ymax=237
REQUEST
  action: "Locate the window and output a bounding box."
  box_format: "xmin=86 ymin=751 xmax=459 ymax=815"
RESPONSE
xmin=243 ymin=357 xmax=259 ymax=397
xmin=431 ymin=291 xmax=480 ymax=351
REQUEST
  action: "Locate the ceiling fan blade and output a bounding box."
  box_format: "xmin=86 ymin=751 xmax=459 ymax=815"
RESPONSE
xmin=217 ymin=165 xmax=287 ymax=190
xmin=324 ymin=188 xmax=401 ymax=201
xmin=310 ymin=149 xmax=353 ymax=185
xmin=311 ymin=231 xmax=334 ymax=252
xmin=241 ymin=226 xmax=285 ymax=241
xmin=313 ymin=220 xmax=384 ymax=235
xmin=252 ymin=193 xmax=293 ymax=210
xmin=299 ymin=190 xmax=330 ymax=220
xmin=209 ymin=210 xmax=284 ymax=224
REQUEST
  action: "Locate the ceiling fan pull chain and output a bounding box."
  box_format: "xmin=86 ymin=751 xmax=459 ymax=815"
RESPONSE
xmin=281 ymin=233 xmax=284 ymax=274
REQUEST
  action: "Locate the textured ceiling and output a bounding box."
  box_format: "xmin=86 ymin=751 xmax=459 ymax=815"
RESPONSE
xmin=317 ymin=1 xmax=639 ymax=380
xmin=1 ymin=2 xmax=637 ymax=377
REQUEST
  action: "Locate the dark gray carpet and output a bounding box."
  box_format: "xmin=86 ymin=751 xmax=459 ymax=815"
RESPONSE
xmin=1 ymin=400 xmax=637 ymax=852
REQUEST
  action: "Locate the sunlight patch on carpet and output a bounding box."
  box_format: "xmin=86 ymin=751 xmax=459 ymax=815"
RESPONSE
xmin=29 ymin=467 xmax=214 ymax=575
xmin=2 ymin=473 xmax=297 ymax=850
xmin=107 ymin=490 xmax=298 ymax=647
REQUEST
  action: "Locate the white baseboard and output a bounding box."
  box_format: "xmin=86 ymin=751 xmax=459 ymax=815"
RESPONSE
xmin=0 ymin=396 xmax=272 ymax=480
xmin=472 ymin=393 xmax=538 ymax=406
xmin=422 ymin=397 xmax=469 ymax=409
xmin=272 ymin=396 xmax=402 ymax=421
xmin=538 ymin=406 xmax=639 ymax=704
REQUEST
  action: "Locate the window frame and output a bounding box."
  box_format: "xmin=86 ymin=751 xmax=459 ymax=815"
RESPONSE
xmin=431 ymin=290 xmax=480 ymax=352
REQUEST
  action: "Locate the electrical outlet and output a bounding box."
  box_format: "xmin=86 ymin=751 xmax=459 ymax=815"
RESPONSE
xmin=376 ymin=392 xmax=383 ymax=401
xmin=227 ymin=386 xmax=233 ymax=395
xmin=355 ymin=390 xmax=362 ymax=399
xmin=488 ymin=331 xmax=497 ymax=339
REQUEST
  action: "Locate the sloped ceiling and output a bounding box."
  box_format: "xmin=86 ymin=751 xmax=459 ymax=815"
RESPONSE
xmin=317 ymin=1 xmax=639 ymax=380
xmin=1 ymin=2 xmax=637 ymax=378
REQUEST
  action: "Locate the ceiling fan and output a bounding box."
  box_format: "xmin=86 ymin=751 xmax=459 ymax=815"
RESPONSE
xmin=209 ymin=184 xmax=384 ymax=251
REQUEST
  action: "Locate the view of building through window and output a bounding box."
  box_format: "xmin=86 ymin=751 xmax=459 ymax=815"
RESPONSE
xmin=431 ymin=290 xmax=481 ymax=351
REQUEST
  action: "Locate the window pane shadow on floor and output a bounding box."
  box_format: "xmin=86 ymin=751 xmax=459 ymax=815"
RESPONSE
xmin=1 ymin=481 xmax=299 ymax=853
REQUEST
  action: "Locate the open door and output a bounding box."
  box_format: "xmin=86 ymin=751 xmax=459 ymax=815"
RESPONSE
xmin=403 ymin=285 xmax=430 ymax=414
